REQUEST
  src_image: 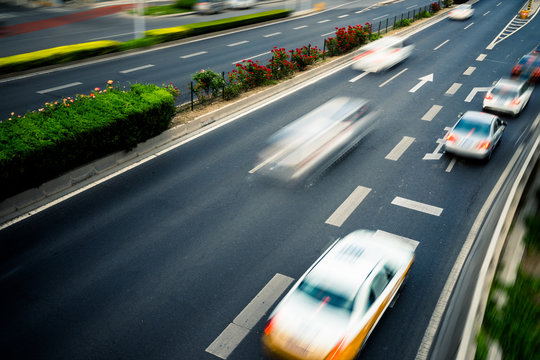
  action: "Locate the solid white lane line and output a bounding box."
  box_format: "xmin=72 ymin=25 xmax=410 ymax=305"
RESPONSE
xmin=119 ymin=64 xmax=155 ymax=73
xmin=321 ymin=31 xmax=335 ymax=37
xmin=89 ymin=31 xmax=134 ymax=41
xmin=445 ymin=82 xmax=462 ymax=96
xmin=318 ymin=19 xmax=330 ymax=23
xmin=391 ymin=197 xmax=443 ymax=216
xmin=373 ymin=14 xmax=388 ymax=21
xmin=375 ymin=230 xmax=420 ymax=249
xmin=37 ymin=82 xmax=83 ymax=94
xmin=463 ymin=66 xmax=476 ymax=76
xmin=232 ymin=51 xmax=271 ymax=64
xmin=227 ymin=40 xmax=249 ymax=47
xmin=379 ymin=68 xmax=408 ymax=87
xmin=326 ymin=186 xmax=371 ymax=227
xmin=446 ymin=157 xmax=456 ymax=172
xmin=264 ymin=32 xmax=281 ymax=37
xmin=464 ymin=22 xmax=474 ymax=29
xmin=206 ymin=273 xmax=294 ymax=359
xmin=433 ymin=39 xmax=450 ymax=50
xmin=293 ymin=25 xmax=308 ymax=30
xmin=385 ymin=136 xmax=415 ymax=161
xmin=421 ymin=105 xmax=443 ymax=121
xmin=338 ymin=14 xmax=349 ymax=18
xmin=349 ymin=71 xmax=369 ymax=83
xmin=180 ymin=51 xmax=207 ymax=59
xmin=476 ymin=53 xmax=487 ymax=61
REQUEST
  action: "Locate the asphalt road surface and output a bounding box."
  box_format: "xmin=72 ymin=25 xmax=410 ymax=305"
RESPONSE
xmin=0 ymin=0 xmax=539 ymax=359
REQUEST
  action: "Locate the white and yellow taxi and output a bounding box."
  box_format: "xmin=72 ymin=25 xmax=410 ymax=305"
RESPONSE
xmin=262 ymin=230 xmax=416 ymax=360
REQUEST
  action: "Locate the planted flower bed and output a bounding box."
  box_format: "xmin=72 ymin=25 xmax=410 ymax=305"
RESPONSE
xmin=0 ymin=82 xmax=179 ymax=201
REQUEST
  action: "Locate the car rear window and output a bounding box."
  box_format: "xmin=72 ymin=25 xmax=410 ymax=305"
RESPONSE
xmin=454 ymin=118 xmax=490 ymax=136
xmin=491 ymin=86 xmax=518 ymax=97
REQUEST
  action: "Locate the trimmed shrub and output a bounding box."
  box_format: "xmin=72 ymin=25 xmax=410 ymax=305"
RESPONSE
xmin=0 ymin=82 xmax=176 ymax=200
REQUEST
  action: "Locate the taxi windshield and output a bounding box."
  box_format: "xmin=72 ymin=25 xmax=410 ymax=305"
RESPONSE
xmin=298 ymin=278 xmax=355 ymax=312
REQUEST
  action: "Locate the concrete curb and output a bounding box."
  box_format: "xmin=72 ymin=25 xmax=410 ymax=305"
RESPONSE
xmin=0 ymin=5 xmax=453 ymax=226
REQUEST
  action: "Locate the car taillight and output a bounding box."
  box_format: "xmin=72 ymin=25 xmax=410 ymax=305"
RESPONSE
xmin=477 ymin=141 xmax=491 ymax=150
xmin=485 ymin=94 xmax=493 ymax=100
xmin=446 ymin=133 xmax=457 ymax=143
xmin=264 ymin=317 xmax=276 ymax=336
xmin=511 ymin=98 xmax=521 ymax=106
xmin=325 ymin=337 xmax=346 ymax=360
xmin=353 ymin=50 xmax=374 ymax=60
xmin=512 ymin=65 xmax=522 ymax=74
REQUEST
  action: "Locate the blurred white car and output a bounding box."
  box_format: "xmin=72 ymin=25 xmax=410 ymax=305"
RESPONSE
xmin=254 ymin=97 xmax=377 ymax=184
xmin=262 ymin=230 xmax=416 ymax=360
xmin=448 ymin=4 xmax=474 ymax=20
xmin=444 ymin=111 xmax=506 ymax=160
xmin=194 ymin=0 xmax=225 ymax=13
xmin=351 ymin=36 xmax=414 ymax=73
xmin=226 ymin=0 xmax=255 ymax=9
xmin=483 ymin=78 xmax=533 ymax=116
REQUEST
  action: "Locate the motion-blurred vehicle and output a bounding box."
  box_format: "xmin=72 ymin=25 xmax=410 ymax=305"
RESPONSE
xmin=511 ymin=53 xmax=540 ymax=83
xmin=262 ymin=230 xmax=416 ymax=360
xmin=194 ymin=0 xmax=225 ymax=13
xmin=448 ymin=4 xmax=474 ymax=20
xmin=483 ymin=78 xmax=533 ymax=116
xmin=226 ymin=0 xmax=255 ymax=9
xmin=253 ymin=97 xmax=377 ymax=184
xmin=351 ymin=36 xmax=414 ymax=73
xmin=444 ymin=111 xmax=506 ymax=160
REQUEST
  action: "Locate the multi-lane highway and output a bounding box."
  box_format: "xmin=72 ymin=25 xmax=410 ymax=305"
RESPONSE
xmin=1 ymin=0 xmax=539 ymax=359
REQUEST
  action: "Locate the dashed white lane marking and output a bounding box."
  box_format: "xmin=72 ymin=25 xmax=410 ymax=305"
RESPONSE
xmin=180 ymin=51 xmax=207 ymax=59
xmin=433 ymin=39 xmax=450 ymax=51
xmin=264 ymin=32 xmax=281 ymax=37
xmin=385 ymin=136 xmax=415 ymax=161
xmin=496 ymin=2 xmax=502 ymax=6
xmin=206 ymin=273 xmax=294 ymax=359
xmin=391 ymin=197 xmax=443 ymax=216
xmin=232 ymin=51 xmax=270 ymax=64
xmin=373 ymin=14 xmax=389 ymax=21
xmin=464 ymin=22 xmax=474 ymax=30
xmin=445 ymin=82 xmax=462 ymax=96
xmin=321 ymin=31 xmax=335 ymax=37
xmin=318 ymin=19 xmax=330 ymax=23
xmin=293 ymin=25 xmax=308 ymax=30
xmin=465 ymin=87 xmax=490 ymax=102
xmin=379 ymin=68 xmax=408 ymax=87
xmin=119 ymin=64 xmax=155 ymax=73
xmin=227 ymin=40 xmax=249 ymax=47
xmin=37 ymin=82 xmax=83 ymax=94
xmin=446 ymin=157 xmax=457 ymax=172
xmin=349 ymin=71 xmax=369 ymax=83
xmin=326 ymin=186 xmax=372 ymax=227
xmin=421 ymin=105 xmax=443 ymax=121
xmin=476 ymin=53 xmax=487 ymax=61
xmin=375 ymin=230 xmax=420 ymax=249
xmin=483 ymin=11 xmax=490 ymax=16
xmin=406 ymin=4 xmax=417 ymax=9
xmin=463 ymin=66 xmax=476 ymax=76
xmin=338 ymin=14 xmax=349 ymax=18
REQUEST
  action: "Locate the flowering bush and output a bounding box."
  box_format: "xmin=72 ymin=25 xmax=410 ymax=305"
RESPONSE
xmin=192 ymin=69 xmax=224 ymax=101
xmin=229 ymin=60 xmax=272 ymax=90
xmin=430 ymin=2 xmax=440 ymax=12
xmin=162 ymin=82 xmax=181 ymax=99
xmin=268 ymin=47 xmax=295 ymax=79
xmin=326 ymin=23 xmax=371 ymax=56
xmin=290 ymin=45 xmax=324 ymax=71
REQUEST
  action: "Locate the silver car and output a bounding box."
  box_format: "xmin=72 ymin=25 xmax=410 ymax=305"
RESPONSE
xmin=444 ymin=111 xmax=506 ymax=160
xmin=262 ymin=230 xmax=416 ymax=360
xmin=483 ymin=78 xmax=534 ymax=116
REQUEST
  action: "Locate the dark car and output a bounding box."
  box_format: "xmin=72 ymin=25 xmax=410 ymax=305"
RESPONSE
xmin=511 ymin=54 xmax=540 ymax=83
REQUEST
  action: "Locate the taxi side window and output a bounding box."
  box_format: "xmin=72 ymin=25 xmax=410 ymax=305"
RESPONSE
xmin=367 ymin=269 xmax=391 ymax=308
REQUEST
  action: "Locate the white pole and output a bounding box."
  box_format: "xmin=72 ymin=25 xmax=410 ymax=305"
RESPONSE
xmin=134 ymin=0 xmax=146 ymax=39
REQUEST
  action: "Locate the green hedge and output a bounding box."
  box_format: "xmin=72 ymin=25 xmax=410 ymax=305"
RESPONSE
xmin=0 ymin=10 xmax=291 ymax=75
xmin=0 ymin=84 xmax=175 ymax=201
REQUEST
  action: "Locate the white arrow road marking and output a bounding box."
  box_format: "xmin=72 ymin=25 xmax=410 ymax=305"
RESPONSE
xmin=349 ymin=71 xmax=369 ymax=83
xmin=424 ymin=127 xmax=451 ymax=160
xmin=379 ymin=68 xmax=408 ymax=87
xmin=465 ymin=87 xmax=490 ymax=102
xmin=391 ymin=197 xmax=443 ymax=216
xmin=385 ymin=136 xmax=415 ymax=161
xmin=206 ymin=273 xmax=294 ymax=359
xmin=409 ymin=73 xmax=433 ymax=93
xmin=421 ymin=105 xmax=443 ymax=121
xmin=326 ymin=186 xmax=371 ymax=227
xmin=37 ymin=82 xmax=83 ymax=94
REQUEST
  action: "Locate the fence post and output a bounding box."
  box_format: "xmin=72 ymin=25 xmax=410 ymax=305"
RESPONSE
xmin=222 ymin=71 xmax=225 ymax=100
xmin=393 ymin=15 xmax=397 ymax=29
xmin=378 ymin=21 xmax=381 ymax=35
xmin=323 ymin=39 xmax=326 ymax=59
xmin=190 ymin=81 xmax=194 ymax=111
xmin=386 ymin=18 xmax=388 ymax=33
